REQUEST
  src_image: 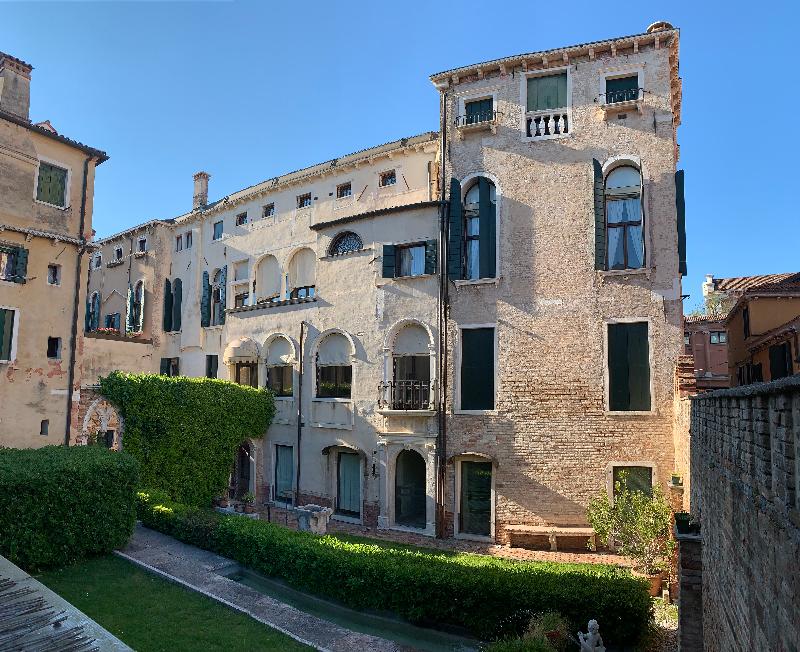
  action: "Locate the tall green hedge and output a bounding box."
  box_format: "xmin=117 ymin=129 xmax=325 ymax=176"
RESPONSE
xmin=137 ymin=491 xmax=652 ymax=645
xmin=0 ymin=446 xmax=138 ymax=571
xmin=100 ymin=372 xmax=274 ymax=506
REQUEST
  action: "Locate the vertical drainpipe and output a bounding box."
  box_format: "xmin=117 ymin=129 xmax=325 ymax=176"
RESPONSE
xmin=64 ymin=156 xmax=93 ymax=446
xmin=295 ymin=320 xmax=306 ymax=506
xmin=435 ymin=90 xmax=449 ymax=537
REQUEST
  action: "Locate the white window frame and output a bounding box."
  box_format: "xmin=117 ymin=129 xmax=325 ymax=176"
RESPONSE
xmin=296 ymin=193 xmax=312 ymax=210
xmin=46 ymin=263 xmax=61 ymax=286
xmin=185 ymin=231 xmax=193 ymax=248
xmin=93 ymin=254 xmax=102 ymax=269
xmin=263 ymin=203 xmax=275 ymax=218
xmin=454 ymin=323 xmax=498 ymax=415
xmin=33 ymin=156 xmax=72 ymax=210
xmin=599 ymin=65 xmax=644 ymax=107
xmin=175 ymin=235 xmax=183 ymax=252
xmin=519 ymin=66 xmax=572 ymax=142
xmin=212 ymin=220 xmax=224 ymax=241
xmin=114 ymin=245 xmax=123 ymax=261
xmin=335 ymin=181 xmax=353 ymax=200
xmin=453 ymin=455 xmax=496 ymax=541
xmin=603 ymin=317 xmax=656 ymax=415
xmin=456 ymin=89 xmax=498 ymax=127
xmin=137 ymin=236 xmax=148 ymax=253
xmin=605 ymin=461 xmax=657 ymax=501
xmin=0 ymin=305 xmax=20 ymax=363
xmin=378 ymin=169 xmax=397 ymax=189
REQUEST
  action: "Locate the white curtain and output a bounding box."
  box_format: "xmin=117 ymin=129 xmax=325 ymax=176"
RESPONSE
xmin=394 ymin=324 xmax=430 ymax=355
xmin=288 ymin=248 xmax=316 ymax=288
xmin=257 ymin=255 xmax=280 ymax=299
xmin=317 ymin=332 xmax=351 ymax=365
xmin=267 ymin=336 xmax=293 ymax=365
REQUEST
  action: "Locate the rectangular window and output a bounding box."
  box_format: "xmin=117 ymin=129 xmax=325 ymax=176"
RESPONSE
xmin=104 ymin=313 xmax=121 ymax=330
xmin=267 ymin=365 xmax=293 ymax=397
xmin=392 ymin=355 xmax=431 ymax=410
xmin=379 ymin=170 xmax=396 ymax=187
xmin=137 ymin=237 xmax=147 ymax=253
xmin=743 ymin=307 xmax=751 ymax=338
xmin=460 ymin=327 xmax=495 ymax=410
xmin=605 ymin=75 xmax=639 ymax=104
xmin=40 ymin=419 xmax=49 ymax=436
xmin=93 ymin=255 xmax=102 ymax=269
xmin=317 ymin=364 xmax=352 ymax=398
xmin=47 ymin=264 xmax=61 ymax=286
xmin=465 ymin=98 xmax=493 ymax=125
xmin=710 ymin=331 xmax=727 ymax=344
xmin=263 ymin=203 xmax=275 ymax=218
xmin=185 ymin=231 xmax=193 ymax=249
xmin=236 ymin=212 xmax=248 ymax=226
xmin=337 ymin=452 xmax=361 ymax=517
xmin=205 ymin=354 xmax=218 ymax=378
xmin=769 ymin=341 xmax=793 ymax=381
xmin=234 ymin=292 xmax=249 ymax=308
xmin=160 ymin=357 xmax=180 ymax=377
xmin=213 ymin=221 xmax=224 ymax=240
xmin=235 ymin=362 xmax=258 ymax=387
xmin=526 ymin=72 xmax=568 ymax=112
xmin=46 ymin=337 xmax=61 ymax=359
xmin=395 ymin=243 xmax=425 ymax=277
xmin=0 ymin=308 xmax=16 ymax=362
xmin=36 ymin=161 xmax=68 ymax=207
xmin=114 ymin=246 xmax=123 ymax=261
xmin=459 ymin=460 xmax=492 ymax=536
xmin=336 ymin=182 xmax=352 ymax=199
xmin=297 ymin=193 xmax=312 ymax=209
xmin=607 ymin=322 xmax=651 ymax=411
xmin=176 ymin=235 xmax=183 ymax=251
xmin=0 ymin=248 xmax=17 ymax=281
xmin=275 ymin=445 xmax=294 ymax=504
xmin=683 ymin=332 xmax=691 ymax=346
xmin=612 ymin=466 xmax=653 ymax=497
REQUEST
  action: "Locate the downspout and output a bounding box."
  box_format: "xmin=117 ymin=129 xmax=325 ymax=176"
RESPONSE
xmin=64 ymin=156 xmax=93 ymax=445
xmin=295 ymin=320 xmax=305 ymax=505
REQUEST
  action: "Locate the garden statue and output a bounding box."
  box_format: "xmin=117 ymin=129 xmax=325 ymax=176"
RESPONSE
xmin=577 ymin=619 xmax=605 ymax=652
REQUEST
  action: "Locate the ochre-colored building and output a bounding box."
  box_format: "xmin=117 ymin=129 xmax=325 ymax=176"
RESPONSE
xmin=0 ymin=51 xmax=107 ymax=447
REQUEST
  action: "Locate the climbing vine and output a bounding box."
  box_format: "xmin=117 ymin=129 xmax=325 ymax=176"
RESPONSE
xmin=100 ymin=371 xmax=274 ymax=506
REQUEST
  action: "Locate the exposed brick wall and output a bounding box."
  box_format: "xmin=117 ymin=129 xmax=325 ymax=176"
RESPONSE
xmin=673 ymin=354 xmax=696 ymax=511
xmin=689 ymin=376 xmax=800 ymax=651
xmin=676 ymin=533 xmax=702 ymax=652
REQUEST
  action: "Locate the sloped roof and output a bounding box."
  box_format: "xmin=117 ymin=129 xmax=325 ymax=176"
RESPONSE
xmin=684 ymin=314 xmax=726 ymax=324
xmin=711 ymin=273 xmax=797 ymax=294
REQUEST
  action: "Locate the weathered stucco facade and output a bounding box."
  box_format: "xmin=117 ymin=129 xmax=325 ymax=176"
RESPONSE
xmin=0 ymin=51 xmax=107 ymax=448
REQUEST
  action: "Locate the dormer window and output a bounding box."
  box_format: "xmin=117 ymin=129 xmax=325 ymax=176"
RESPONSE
xmin=379 ymin=170 xmax=396 ymax=187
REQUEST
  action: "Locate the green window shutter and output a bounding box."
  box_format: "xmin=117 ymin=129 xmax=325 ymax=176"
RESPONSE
xmin=381 ymin=244 xmax=396 ymax=278
xmin=526 ymin=73 xmax=567 ymax=112
xmin=0 ymin=308 xmax=11 ymax=360
xmin=478 ymin=177 xmax=496 ymax=278
xmin=113 ymin=313 xmax=121 ymax=331
xmin=172 ymin=278 xmax=182 ymax=332
xmin=125 ymin=285 xmax=135 ymax=333
xmin=675 ymin=170 xmax=687 ymax=276
xmin=92 ymin=293 xmax=100 ymax=331
xmin=447 ymin=178 xmax=463 ymax=280
xmin=163 ymin=279 xmax=173 ymax=332
xmin=593 ymin=159 xmax=606 ymax=270
xmin=137 ymin=282 xmax=145 ymax=332
xmin=13 ymin=247 xmax=28 ymax=284
xmin=424 ymin=239 xmax=437 ymax=276
xmin=200 ymin=271 xmax=211 ymax=327
xmin=627 ymin=322 xmax=651 ymax=411
xmin=160 ymin=358 xmax=170 ymax=375
xmin=607 ymin=323 xmax=630 ymax=410
xmin=84 ymin=298 xmax=92 ymax=333
xmin=460 ymin=327 xmax=495 ymax=410
xmin=608 ymin=322 xmax=650 ymax=411
xmin=219 ymin=265 xmax=227 ymax=325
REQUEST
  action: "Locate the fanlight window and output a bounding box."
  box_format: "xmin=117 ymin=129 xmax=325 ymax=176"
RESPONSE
xmin=328 ymin=231 xmax=363 ymax=257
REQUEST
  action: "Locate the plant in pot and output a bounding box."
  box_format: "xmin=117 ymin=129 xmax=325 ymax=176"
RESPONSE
xmin=588 ymin=472 xmax=676 ymax=597
xmin=242 ymin=491 xmax=256 ymax=514
xmin=216 ymin=493 xmax=230 ymax=509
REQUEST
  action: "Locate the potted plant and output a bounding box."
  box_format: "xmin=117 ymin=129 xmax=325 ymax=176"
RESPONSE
xmin=216 ymin=494 xmax=229 ymax=509
xmin=588 ymin=472 xmax=676 ymax=597
xmin=242 ymin=492 xmax=256 ymax=514
xmin=234 ymin=501 xmax=244 ymax=513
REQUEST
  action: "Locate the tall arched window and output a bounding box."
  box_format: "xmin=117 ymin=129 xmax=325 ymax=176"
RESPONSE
xmin=328 ymin=231 xmax=363 ymax=257
xmin=255 ymin=255 xmax=280 ymax=303
xmin=287 ymin=248 xmax=316 ymax=300
xmin=605 ymin=165 xmax=644 ymax=270
xmin=463 ymin=178 xmax=496 ymax=280
xmin=211 ymin=269 xmax=225 ymax=325
xmin=390 ymin=323 xmax=432 ymax=410
xmin=266 ymin=335 xmax=294 ymax=397
xmin=316 ymin=332 xmax=352 ymax=398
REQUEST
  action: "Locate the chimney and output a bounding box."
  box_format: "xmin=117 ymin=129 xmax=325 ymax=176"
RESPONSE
xmin=193 ymin=171 xmax=210 ymax=209
xmin=0 ymin=52 xmax=33 ymax=120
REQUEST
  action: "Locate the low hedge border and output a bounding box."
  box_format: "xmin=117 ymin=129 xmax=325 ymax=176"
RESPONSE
xmin=0 ymin=446 xmax=139 ymax=571
xmin=137 ymin=491 xmax=652 ymax=644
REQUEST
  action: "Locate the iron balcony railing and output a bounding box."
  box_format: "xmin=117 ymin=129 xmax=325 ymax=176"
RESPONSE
xmin=454 ymin=110 xmax=497 ymax=128
xmin=604 ymin=87 xmax=643 ymax=105
xmin=378 ymin=380 xmax=433 ymax=411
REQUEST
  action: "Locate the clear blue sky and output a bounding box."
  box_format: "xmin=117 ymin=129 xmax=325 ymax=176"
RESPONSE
xmin=2 ymin=1 xmax=797 ymax=310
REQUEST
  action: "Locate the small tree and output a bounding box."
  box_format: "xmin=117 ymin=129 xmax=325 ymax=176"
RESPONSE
xmin=587 ymin=473 xmax=675 ymax=575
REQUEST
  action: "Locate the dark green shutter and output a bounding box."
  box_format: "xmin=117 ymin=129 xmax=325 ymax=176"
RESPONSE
xmin=160 ymin=358 xmax=170 ymax=375
xmin=172 ymin=278 xmax=182 ymax=332
xmin=607 ymin=323 xmax=629 ymax=410
xmin=593 ymin=159 xmax=606 ymax=270
xmin=84 ymin=299 xmax=92 ymax=332
xmin=0 ymin=309 xmax=8 ymax=360
xmin=200 ymin=271 xmax=211 ymax=327
xmin=13 ymin=247 xmax=28 ymax=283
xmin=163 ymin=278 xmax=173 ymax=332
xmin=627 ymin=322 xmax=651 ymax=410
xmin=424 ymin=240 xmax=437 ymax=275
xmin=608 ymin=322 xmax=650 ymax=411
xmin=447 ymin=178 xmax=463 ymax=280
xmin=381 ymin=244 xmax=396 ymax=278
xmin=219 ymin=265 xmax=227 ymax=325
xmin=92 ymin=293 xmax=100 ymax=331
xmin=675 ymin=170 xmax=687 ymax=276
xmin=125 ymin=285 xmax=135 ymax=333
xmin=460 ymin=328 xmax=494 ymax=410
xmin=113 ymin=313 xmax=120 ymax=331
xmin=478 ymin=177 xmax=496 ymax=278
xmin=526 ymin=73 xmax=567 ymax=112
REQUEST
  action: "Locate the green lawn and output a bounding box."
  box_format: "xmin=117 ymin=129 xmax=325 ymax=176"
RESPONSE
xmin=37 ymin=555 xmax=310 ymax=652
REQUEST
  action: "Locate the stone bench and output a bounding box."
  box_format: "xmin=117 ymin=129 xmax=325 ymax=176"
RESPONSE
xmin=505 ymin=525 xmax=596 ymax=552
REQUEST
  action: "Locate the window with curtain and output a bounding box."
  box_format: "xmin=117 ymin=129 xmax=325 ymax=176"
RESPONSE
xmin=0 ymin=248 xmax=17 ymax=282
xmin=396 ymin=243 xmax=425 ymax=277
xmin=605 ymin=165 xmax=644 ymax=270
xmin=526 ymin=72 xmax=568 ymax=112
xmin=287 ymin=248 xmax=316 ymax=299
xmin=607 ymin=322 xmax=651 ymax=411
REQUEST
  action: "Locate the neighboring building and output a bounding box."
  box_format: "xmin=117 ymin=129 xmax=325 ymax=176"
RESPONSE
xmin=0 ymin=51 xmax=107 ymax=448
xmin=683 ymin=314 xmax=729 ymax=390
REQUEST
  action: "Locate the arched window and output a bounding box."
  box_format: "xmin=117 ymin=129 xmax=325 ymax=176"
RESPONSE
xmin=287 ymin=248 xmax=316 ymax=300
xmin=462 ymin=177 xmax=496 ymax=280
xmin=86 ymin=291 xmax=100 ymax=332
xmin=266 ymin=336 xmax=294 ymax=397
xmin=395 ymin=450 xmax=426 ymax=528
xmin=605 ymin=165 xmax=644 ymax=270
xmin=389 ymin=323 xmax=432 ymax=410
xmin=316 ymin=332 xmax=352 ymax=398
xmin=255 ymin=255 xmax=280 ymax=303
xmin=211 ymin=269 xmax=225 ymax=325
xmin=328 ymin=231 xmax=363 ymax=257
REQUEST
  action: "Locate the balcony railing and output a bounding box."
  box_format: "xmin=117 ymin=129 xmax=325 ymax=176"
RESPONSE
xmin=378 ymin=380 xmax=433 ymax=411
xmin=525 ymin=110 xmax=569 ymax=138
xmin=454 ymin=110 xmax=497 ymax=129
xmin=604 ymin=87 xmax=643 ymax=105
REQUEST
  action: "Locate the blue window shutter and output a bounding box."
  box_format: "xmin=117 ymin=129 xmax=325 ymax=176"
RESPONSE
xmin=219 ymin=265 xmax=227 ymax=325
xmin=113 ymin=313 xmax=120 ymax=331
xmin=125 ymin=285 xmax=135 ymax=333
xmin=163 ymin=278 xmax=173 ymax=332
xmin=447 ymin=178 xmax=463 ymax=280
xmin=172 ymin=278 xmax=182 ymax=332
xmin=675 ymin=170 xmax=687 ymax=277
xmin=14 ymin=247 xmax=28 ymax=284
xmin=200 ymin=271 xmax=211 ymax=327
xmin=478 ymin=177 xmax=496 ymax=278
xmin=424 ymin=239 xmax=437 ymax=276
xmin=381 ymin=244 xmax=396 ymax=278
xmin=593 ymin=159 xmax=606 ymax=270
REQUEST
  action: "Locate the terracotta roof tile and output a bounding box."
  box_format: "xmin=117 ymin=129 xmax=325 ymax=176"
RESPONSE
xmin=712 ymin=273 xmax=797 ymax=293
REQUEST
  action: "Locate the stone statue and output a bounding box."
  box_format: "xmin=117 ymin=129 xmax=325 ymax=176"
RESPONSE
xmin=577 ymin=619 xmax=605 ymax=652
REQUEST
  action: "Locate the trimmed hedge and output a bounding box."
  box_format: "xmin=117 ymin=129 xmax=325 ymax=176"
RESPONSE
xmin=100 ymin=372 xmax=275 ymax=506
xmin=137 ymin=491 xmax=652 ymax=644
xmin=0 ymin=446 xmax=138 ymax=571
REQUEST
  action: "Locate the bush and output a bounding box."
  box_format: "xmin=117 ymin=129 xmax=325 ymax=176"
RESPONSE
xmin=100 ymin=372 xmax=274 ymax=506
xmin=0 ymin=446 xmax=139 ymax=571
xmin=137 ymin=491 xmax=652 ymax=644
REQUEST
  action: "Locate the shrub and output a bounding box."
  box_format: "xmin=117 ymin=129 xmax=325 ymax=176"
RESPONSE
xmin=0 ymin=446 xmax=138 ymax=571
xmin=137 ymin=492 xmax=652 ymax=644
xmin=100 ymin=372 xmax=274 ymax=506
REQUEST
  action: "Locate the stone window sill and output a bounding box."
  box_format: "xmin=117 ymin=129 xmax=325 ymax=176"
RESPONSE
xmin=454 ymin=277 xmax=500 ymax=288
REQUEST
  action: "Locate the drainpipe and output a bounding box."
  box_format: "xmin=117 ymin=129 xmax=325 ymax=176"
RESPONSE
xmin=295 ymin=320 xmax=306 ymax=505
xmin=64 ymin=156 xmax=93 ymax=446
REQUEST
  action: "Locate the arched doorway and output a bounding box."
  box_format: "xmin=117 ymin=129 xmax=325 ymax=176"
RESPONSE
xmin=395 ymin=450 xmax=426 ymax=528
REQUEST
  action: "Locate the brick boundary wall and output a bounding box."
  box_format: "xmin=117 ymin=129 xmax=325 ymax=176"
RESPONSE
xmin=688 ymin=375 xmax=800 ymax=651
